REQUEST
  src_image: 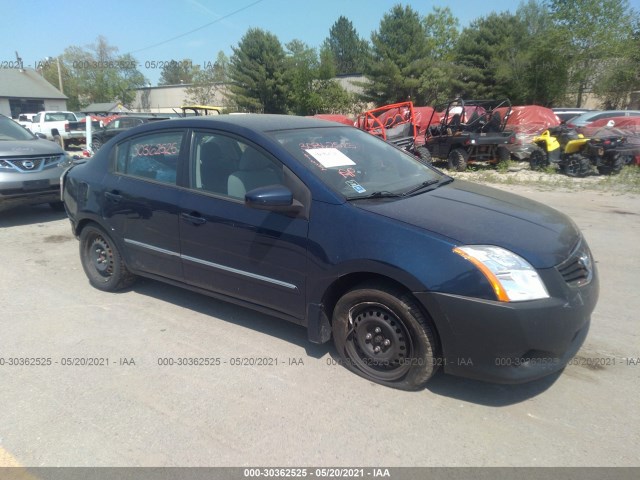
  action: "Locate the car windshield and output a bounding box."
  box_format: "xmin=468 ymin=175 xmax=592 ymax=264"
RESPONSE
xmin=0 ymin=116 xmax=36 ymax=141
xmin=269 ymin=126 xmax=445 ymax=199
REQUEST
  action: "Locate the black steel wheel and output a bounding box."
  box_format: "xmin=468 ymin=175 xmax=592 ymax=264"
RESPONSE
xmin=332 ymin=283 xmax=439 ymax=390
xmin=79 ymin=224 xmax=135 ymax=291
xmin=447 ymin=148 xmax=469 ymax=171
xmin=563 ymin=154 xmax=591 ymax=177
xmin=529 ymin=147 xmax=549 ymax=171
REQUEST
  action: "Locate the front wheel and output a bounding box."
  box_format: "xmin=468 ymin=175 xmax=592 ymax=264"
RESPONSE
xmin=529 ymin=147 xmax=549 ymax=171
xmin=447 ymin=148 xmax=469 ymax=171
xmin=332 ymin=284 xmax=439 ymax=390
xmin=562 ymin=154 xmax=591 ymax=177
xmin=79 ymin=224 xmax=136 ymax=291
xmin=415 ymin=146 xmax=432 ymax=166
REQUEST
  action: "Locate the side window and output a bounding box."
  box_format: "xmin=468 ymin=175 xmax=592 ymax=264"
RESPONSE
xmin=115 ymin=131 xmax=183 ymax=185
xmin=32 ymin=114 xmax=41 ymax=123
xmin=190 ymin=131 xmax=283 ymax=199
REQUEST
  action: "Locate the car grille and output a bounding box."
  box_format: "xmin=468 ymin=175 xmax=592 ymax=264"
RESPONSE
xmin=557 ymin=242 xmax=594 ymax=287
xmin=0 ymin=155 xmax=63 ymax=172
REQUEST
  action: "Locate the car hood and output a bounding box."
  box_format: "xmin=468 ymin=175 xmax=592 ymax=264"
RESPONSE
xmin=355 ymin=179 xmax=580 ymax=268
xmin=0 ymin=139 xmax=65 ymax=157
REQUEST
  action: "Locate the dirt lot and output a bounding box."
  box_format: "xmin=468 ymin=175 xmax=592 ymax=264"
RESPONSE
xmin=0 ymin=176 xmax=638 ymax=468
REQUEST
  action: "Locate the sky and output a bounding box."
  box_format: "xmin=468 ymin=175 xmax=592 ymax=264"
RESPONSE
xmin=2 ymin=0 xmax=639 ymax=86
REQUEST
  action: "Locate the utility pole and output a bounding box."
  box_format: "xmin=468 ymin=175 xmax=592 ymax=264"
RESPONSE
xmin=56 ymin=56 xmax=64 ymax=94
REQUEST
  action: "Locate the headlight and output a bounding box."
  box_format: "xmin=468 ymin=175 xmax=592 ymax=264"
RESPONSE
xmin=453 ymin=245 xmax=549 ymax=302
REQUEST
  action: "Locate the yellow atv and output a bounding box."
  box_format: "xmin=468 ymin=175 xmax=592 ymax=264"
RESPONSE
xmin=529 ymin=126 xmax=592 ymax=177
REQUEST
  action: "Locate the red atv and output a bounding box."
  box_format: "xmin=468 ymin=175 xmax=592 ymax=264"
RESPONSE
xmin=355 ymin=101 xmax=436 ymax=163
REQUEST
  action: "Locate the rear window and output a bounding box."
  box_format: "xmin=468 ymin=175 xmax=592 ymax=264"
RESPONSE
xmin=115 ymin=131 xmax=184 ymax=184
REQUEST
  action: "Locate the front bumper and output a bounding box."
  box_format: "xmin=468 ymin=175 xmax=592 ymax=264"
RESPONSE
xmin=415 ymin=263 xmax=599 ymax=384
xmin=0 ymin=168 xmax=65 ymax=209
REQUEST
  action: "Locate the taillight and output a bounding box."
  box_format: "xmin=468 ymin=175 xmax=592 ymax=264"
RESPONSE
xmin=65 ymin=123 xmax=70 ymax=132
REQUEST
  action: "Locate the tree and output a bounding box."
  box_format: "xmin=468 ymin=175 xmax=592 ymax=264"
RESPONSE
xmin=513 ymin=0 xmax=569 ymax=106
xmin=283 ymin=40 xmax=320 ymax=115
xmin=546 ymin=0 xmax=638 ymax=107
xmin=185 ymin=51 xmax=229 ymax=106
xmin=419 ymin=6 xmax=460 ymax=105
xmin=323 ymin=16 xmax=370 ymax=74
xmin=227 ymin=28 xmax=288 ymax=113
xmin=159 ymin=59 xmax=199 ymax=85
xmin=53 ymin=36 xmax=147 ymax=108
xmin=365 ymin=5 xmax=430 ymax=105
xmin=38 ymin=57 xmax=81 ymax=110
xmin=452 ymin=12 xmax=523 ymax=99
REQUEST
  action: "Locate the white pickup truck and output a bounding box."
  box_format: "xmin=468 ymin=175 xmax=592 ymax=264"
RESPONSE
xmin=26 ymin=111 xmax=92 ymax=148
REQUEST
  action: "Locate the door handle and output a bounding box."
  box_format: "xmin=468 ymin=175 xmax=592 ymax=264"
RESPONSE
xmin=105 ymin=191 xmax=122 ymax=202
xmin=181 ymin=212 xmax=207 ymax=225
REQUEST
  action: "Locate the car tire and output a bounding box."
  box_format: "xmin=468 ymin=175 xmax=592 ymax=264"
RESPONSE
xmin=447 ymin=148 xmax=468 ymax=171
xmin=563 ymin=154 xmax=591 ymax=177
xmin=53 ymin=134 xmax=64 ymax=149
xmin=332 ymin=283 xmax=439 ymax=390
xmin=91 ymin=139 xmax=102 ymax=152
xmin=79 ymin=224 xmax=136 ymax=292
xmin=49 ymin=201 xmax=65 ymax=212
xmin=597 ymin=154 xmax=625 ymax=175
xmin=529 ymin=147 xmax=549 ymax=171
xmin=415 ymin=146 xmax=432 ymax=165
xmin=497 ymin=145 xmax=511 ymax=164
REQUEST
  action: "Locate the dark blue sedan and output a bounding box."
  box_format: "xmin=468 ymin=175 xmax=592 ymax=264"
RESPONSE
xmin=62 ymin=114 xmax=598 ymax=390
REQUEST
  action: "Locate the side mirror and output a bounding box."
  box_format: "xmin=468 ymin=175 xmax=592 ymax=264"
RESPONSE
xmin=35 ymin=132 xmax=47 ymax=139
xmin=245 ymin=185 xmax=303 ymax=214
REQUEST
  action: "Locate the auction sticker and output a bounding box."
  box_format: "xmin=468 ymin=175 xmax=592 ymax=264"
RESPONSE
xmin=346 ymin=180 xmax=366 ymax=193
xmin=305 ymin=148 xmax=356 ymax=168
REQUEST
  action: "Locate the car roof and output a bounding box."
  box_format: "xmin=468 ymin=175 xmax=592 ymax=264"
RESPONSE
xmin=138 ymin=114 xmax=348 ymax=132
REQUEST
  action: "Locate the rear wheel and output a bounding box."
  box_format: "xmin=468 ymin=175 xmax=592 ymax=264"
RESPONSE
xmin=597 ymin=154 xmax=625 ymax=175
xmin=415 ymin=146 xmax=432 ymax=166
xmin=79 ymin=224 xmax=136 ymax=291
xmin=563 ymin=154 xmax=591 ymax=177
xmin=90 ymin=139 xmax=102 ymax=152
xmin=332 ymin=283 xmax=439 ymax=390
xmin=447 ymin=148 xmax=469 ymax=171
xmin=53 ymin=134 xmax=64 ymax=149
xmin=497 ymin=145 xmax=511 ymax=163
xmin=49 ymin=201 xmax=65 ymax=212
xmin=529 ymin=147 xmax=549 ymax=171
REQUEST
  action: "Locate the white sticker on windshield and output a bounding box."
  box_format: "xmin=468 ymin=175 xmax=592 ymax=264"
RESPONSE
xmin=305 ymin=148 xmax=356 ymax=168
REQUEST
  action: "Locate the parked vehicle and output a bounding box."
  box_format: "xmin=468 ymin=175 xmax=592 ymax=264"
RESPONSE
xmin=551 ymin=108 xmax=593 ymax=124
xmin=0 ymin=114 xmax=71 ymax=211
xmin=496 ymin=105 xmax=561 ymax=160
xmin=566 ymin=110 xmax=640 ymax=130
xmin=354 ymin=101 xmax=430 ymax=162
xmin=27 ymin=111 xmax=87 ymax=148
xmin=62 ymin=114 xmax=598 ymax=389
xmin=15 ymin=113 xmax=37 ymax=129
xmin=423 ymin=98 xmax=515 ymax=171
xmin=179 ymin=104 xmax=223 ymax=116
xmin=90 ymin=116 xmax=169 ymax=151
xmin=531 ymin=125 xmax=635 ymax=176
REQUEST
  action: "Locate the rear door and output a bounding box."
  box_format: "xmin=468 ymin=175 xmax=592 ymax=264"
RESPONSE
xmin=102 ymin=128 xmax=187 ymax=280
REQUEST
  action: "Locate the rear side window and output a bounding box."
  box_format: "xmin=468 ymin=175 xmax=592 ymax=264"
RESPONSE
xmin=114 ymin=131 xmax=184 ymax=185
